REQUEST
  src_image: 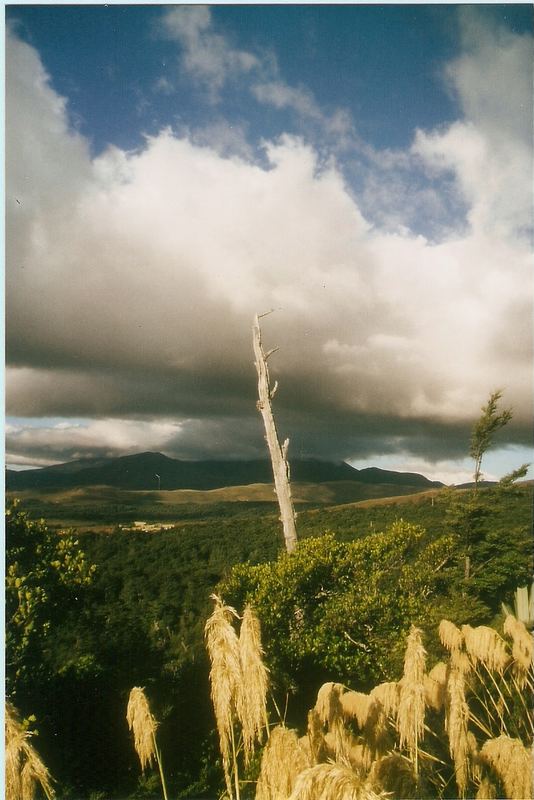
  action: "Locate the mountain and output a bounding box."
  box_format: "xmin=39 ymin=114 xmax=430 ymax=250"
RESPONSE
xmin=6 ymin=451 xmax=443 ymax=493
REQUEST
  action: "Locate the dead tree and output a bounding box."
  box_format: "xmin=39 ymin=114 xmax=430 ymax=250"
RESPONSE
xmin=252 ymin=313 xmax=298 ymax=553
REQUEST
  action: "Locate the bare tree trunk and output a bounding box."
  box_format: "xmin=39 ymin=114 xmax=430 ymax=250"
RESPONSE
xmin=253 ymin=313 xmax=298 ymax=553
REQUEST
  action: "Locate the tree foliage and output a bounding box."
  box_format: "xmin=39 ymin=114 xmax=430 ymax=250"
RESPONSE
xmin=469 ymin=390 xmax=512 ymax=488
xmin=6 ymin=500 xmax=95 ymax=695
xmin=221 ymin=522 xmax=457 ymax=696
xmin=4 ymin=479 xmax=531 ymax=798
xmin=453 ymin=390 xmax=530 ymax=584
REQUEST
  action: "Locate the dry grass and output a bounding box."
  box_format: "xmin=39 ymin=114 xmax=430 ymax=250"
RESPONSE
xmin=204 ymin=595 xmax=242 ymax=794
xmin=202 ymin=605 xmax=532 ymax=800
xmin=479 ymin=735 xmax=532 ymax=800
xmin=328 ymin=725 xmax=360 ymax=766
xmin=288 ymin=763 xmax=387 ymax=800
xmin=298 ymin=734 xmax=313 ymax=764
xmin=307 ymin=709 xmax=328 ymax=764
xmin=363 ymin=701 xmax=391 ymax=758
xmin=367 ymin=752 xmax=418 ymax=799
xmin=5 ymin=702 xmax=55 ymax=800
xmin=255 ymin=725 xmax=310 ymax=800
xmin=314 ymin=681 xmax=351 ymax=762
xmin=315 ymin=682 xmax=345 ymax=728
xmin=424 ymin=661 xmax=448 ymax=712
xmin=503 ymin=615 xmax=533 ymax=685
xmin=369 ymin=682 xmax=399 ymax=718
xmin=126 ymin=687 xmax=157 ymax=772
xmin=340 ymin=692 xmax=373 ymax=730
xmin=238 ymin=605 xmax=269 ymax=764
xmin=439 ymin=620 xmax=464 ymax=652
xmin=340 ymin=683 xmax=392 ymax=760
xmin=346 ymin=742 xmax=373 ymax=774
xmin=462 ymin=625 xmax=510 ymax=675
xmin=467 ymin=731 xmax=482 ymax=784
xmin=445 ymin=657 xmax=470 ymax=797
xmin=449 ymin=647 xmax=472 ymax=679
xmin=397 ymin=625 xmax=426 ymax=771
xmin=476 ymin=775 xmax=498 ymax=799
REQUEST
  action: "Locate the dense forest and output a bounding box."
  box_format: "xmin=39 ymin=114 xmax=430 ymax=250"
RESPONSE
xmin=6 ymin=472 xmax=532 ymax=798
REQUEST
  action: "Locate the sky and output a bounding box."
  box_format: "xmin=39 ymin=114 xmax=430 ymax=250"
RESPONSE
xmin=5 ymin=3 xmax=534 ymax=484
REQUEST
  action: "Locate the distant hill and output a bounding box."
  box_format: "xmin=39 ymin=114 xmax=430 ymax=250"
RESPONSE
xmin=6 ymin=451 xmax=443 ymax=493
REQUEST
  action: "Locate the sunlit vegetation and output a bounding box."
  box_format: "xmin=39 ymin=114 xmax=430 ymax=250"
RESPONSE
xmin=5 ymin=472 xmax=532 ymax=798
xmin=203 ymin=601 xmax=533 ymax=799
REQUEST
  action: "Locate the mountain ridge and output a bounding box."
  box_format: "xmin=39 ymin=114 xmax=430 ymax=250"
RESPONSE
xmin=6 ymin=451 xmax=444 ymax=492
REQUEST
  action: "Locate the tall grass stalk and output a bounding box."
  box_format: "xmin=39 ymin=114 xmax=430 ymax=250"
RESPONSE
xmin=126 ymin=687 xmax=169 ymax=800
xmin=397 ymin=625 xmax=426 ymax=779
xmin=5 ymin=702 xmax=55 ymax=800
xmin=238 ymin=605 xmax=270 ymax=763
xmin=424 ymin=662 xmax=447 ymax=712
xmin=205 ymin=597 xmax=272 ymax=798
xmin=367 ymin=753 xmax=417 ymax=799
xmin=202 ymin=606 xmax=532 ymax=799
xmin=480 ymin=735 xmax=532 ymax=800
xmin=288 ymin=763 xmax=387 ymax=800
xmin=255 ymin=725 xmax=309 ymax=800
xmin=461 ymin=625 xmax=510 ymax=675
xmin=503 ymin=614 xmax=533 ymax=687
xmin=205 ymin=595 xmax=242 ymax=799
xmin=446 ymin=652 xmax=471 ymax=796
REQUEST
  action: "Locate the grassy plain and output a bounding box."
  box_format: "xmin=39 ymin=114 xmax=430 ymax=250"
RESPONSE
xmin=6 ymin=480 xmax=445 ymax=531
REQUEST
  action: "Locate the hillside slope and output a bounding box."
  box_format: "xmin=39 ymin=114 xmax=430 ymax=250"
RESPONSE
xmin=6 ymin=451 xmax=443 ymax=492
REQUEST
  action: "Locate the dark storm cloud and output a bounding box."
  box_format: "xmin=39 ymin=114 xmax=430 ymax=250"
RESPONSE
xmin=5 ymin=19 xmax=533 ymax=472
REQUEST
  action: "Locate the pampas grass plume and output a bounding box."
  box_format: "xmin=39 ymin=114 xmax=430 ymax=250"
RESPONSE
xmin=238 ymin=604 xmax=269 ymax=764
xmin=367 ymin=752 xmax=418 ymax=799
xmin=480 ymin=735 xmax=532 ymax=800
xmin=451 ymin=648 xmax=472 ymax=676
xmin=439 ymin=620 xmax=464 ymax=652
xmin=445 ymin=657 xmax=470 ymax=797
xmin=424 ymin=661 xmax=448 ymax=712
xmin=397 ymin=626 xmax=426 ymax=764
xmin=307 ymin=708 xmax=328 ymax=764
xmin=503 ymin=615 xmax=533 ymax=684
xmin=476 ymin=776 xmax=498 ymax=799
xmin=462 ymin=625 xmax=510 ymax=675
xmin=5 ymin=702 xmax=55 ymax=800
xmin=288 ymin=763 xmax=387 ymax=800
xmin=340 ymin=691 xmax=372 ymax=730
xmin=347 ymin=742 xmax=373 ymax=774
xmin=369 ymin=682 xmax=399 ymax=719
xmin=126 ymin=687 xmax=157 ymax=772
xmin=255 ymin=725 xmax=310 ymax=800
xmin=204 ymin=595 xmax=242 ymax=793
xmin=315 ymin=682 xmax=345 ymax=728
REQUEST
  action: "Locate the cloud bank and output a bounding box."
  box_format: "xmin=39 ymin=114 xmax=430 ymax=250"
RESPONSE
xmin=6 ymin=11 xmax=533 ymax=472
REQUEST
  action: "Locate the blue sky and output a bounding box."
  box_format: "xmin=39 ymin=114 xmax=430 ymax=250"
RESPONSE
xmin=8 ymin=5 xmax=531 ymax=155
xmin=8 ymin=5 xmax=465 ymax=154
xmin=5 ymin=4 xmax=534 ymax=482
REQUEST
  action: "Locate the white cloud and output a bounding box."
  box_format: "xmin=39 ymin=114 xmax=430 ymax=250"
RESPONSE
xmin=252 ymin=80 xmax=323 ymax=120
xmin=5 ymin=18 xmax=533 ymax=467
xmin=184 ymin=119 xmax=255 ymax=161
xmin=252 ymin=80 xmax=354 ymax=143
xmin=450 ymin=8 xmax=533 ymax=148
xmin=158 ymin=6 xmax=258 ymax=95
xmin=348 ymin=453 xmax=476 ymax=486
xmin=6 ymin=418 xmax=182 ymax=467
xmin=349 ymin=445 xmax=533 ymax=486
xmin=153 ymin=76 xmax=173 ymax=95
xmin=412 ymin=11 xmax=533 ymax=240
xmin=158 ymin=7 xmax=355 ymax=145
